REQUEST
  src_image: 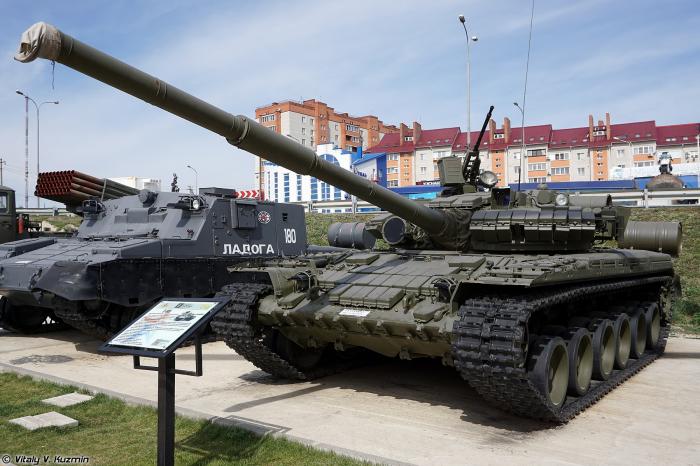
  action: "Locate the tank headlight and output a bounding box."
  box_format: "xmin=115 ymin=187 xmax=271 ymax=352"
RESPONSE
xmin=478 ymin=171 xmax=499 ymax=188
xmin=555 ymin=193 xmax=569 ymax=206
xmin=191 ymin=198 xmax=202 ymax=210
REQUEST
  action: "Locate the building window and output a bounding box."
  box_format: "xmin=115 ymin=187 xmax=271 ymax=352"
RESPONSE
xmin=577 ymin=168 xmax=585 ymax=175
xmin=301 ymin=139 xmax=306 ymax=145
xmin=346 ymin=124 xmax=359 ymax=132
xmin=577 ymin=152 xmax=585 ymax=160
xmin=260 ymin=114 xmax=275 ymax=123
xmin=617 ymin=149 xmax=625 ymax=156
xmin=528 ymin=162 xmax=547 ymax=171
xmin=283 ymin=173 xmax=290 ymax=202
xmin=634 ymin=161 xmax=655 ymax=167
xmin=526 ymin=149 xmax=546 ymax=157
xmin=528 ymin=177 xmax=547 ymax=183
xmin=387 ymin=167 xmax=398 ymax=174
xmin=551 ymin=167 xmax=569 ymax=175
xmin=388 ymin=154 xmax=399 ymax=161
xmin=335 ymin=124 xmax=339 ymax=130
xmin=301 ymin=128 xmax=306 ymax=135
xmin=310 ymin=118 xmax=314 ymax=124
xmin=420 ymin=167 xmax=427 ymax=174
xmin=633 ymin=145 xmax=655 ymax=155
xmin=435 ymin=150 xmax=447 ymax=158
xmin=296 ymin=175 xmax=302 ymax=202
xmin=301 ymin=116 xmax=306 ymax=123
xmin=387 ymin=180 xmax=399 ymax=187
xmin=493 ymin=133 xmax=504 ymax=139
xmin=310 ymin=177 xmax=318 ymax=201
xmin=273 ymin=172 xmax=279 ymax=202
xmin=404 ymin=136 xmax=413 ymax=142
xmin=554 ymin=153 xmax=569 ymax=160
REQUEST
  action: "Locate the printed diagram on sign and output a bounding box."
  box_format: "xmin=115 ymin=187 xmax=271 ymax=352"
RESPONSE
xmin=109 ymin=301 xmax=218 ymax=350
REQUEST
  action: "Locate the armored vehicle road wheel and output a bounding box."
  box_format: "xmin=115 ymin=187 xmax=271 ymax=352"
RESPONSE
xmin=645 ymin=303 xmax=661 ymax=349
xmin=629 ymin=309 xmax=648 ymax=359
xmin=610 ymin=313 xmax=631 ymax=370
xmin=528 ymin=336 xmax=569 ymax=409
xmin=563 ymin=328 xmax=593 ymax=396
xmin=590 ymin=318 xmax=615 ymax=381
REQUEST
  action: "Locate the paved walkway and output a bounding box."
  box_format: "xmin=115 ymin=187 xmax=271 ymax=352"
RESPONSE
xmin=1 ymin=329 xmax=699 ymax=465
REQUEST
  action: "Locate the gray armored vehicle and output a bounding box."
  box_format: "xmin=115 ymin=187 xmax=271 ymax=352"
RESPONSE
xmin=0 ymin=187 xmax=306 ymax=336
xmin=16 ymin=23 xmax=684 ymax=422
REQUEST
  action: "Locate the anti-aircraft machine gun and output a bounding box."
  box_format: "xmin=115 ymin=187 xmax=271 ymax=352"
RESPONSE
xmin=14 ymin=22 xmax=684 ymax=422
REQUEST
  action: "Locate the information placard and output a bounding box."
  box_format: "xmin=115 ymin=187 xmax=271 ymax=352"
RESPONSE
xmin=101 ymin=298 xmax=228 ymax=357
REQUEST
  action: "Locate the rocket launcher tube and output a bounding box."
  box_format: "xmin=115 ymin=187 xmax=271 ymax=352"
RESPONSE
xmin=16 ymin=22 xmax=449 ymax=237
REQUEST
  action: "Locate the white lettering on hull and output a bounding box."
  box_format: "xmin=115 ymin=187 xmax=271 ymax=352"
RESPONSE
xmin=222 ymin=243 xmax=275 ymax=255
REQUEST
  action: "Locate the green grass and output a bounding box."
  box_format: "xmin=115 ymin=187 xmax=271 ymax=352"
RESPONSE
xmin=0 ymin=373 xmax=366 ymax=466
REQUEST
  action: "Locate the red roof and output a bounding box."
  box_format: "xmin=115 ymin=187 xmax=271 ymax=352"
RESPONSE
xmin=452 ymin=130 xmax=487 ymax=151
xmin=366 ymin=131 xmax=414 ymax=153
xmin=367 ymin=119 xmax=699 ymax=154
xmin=549 ymin=127 xmax=590 ymax=148
xmin=414 ymin=127 xmax=460 ymax=149
xmin=656 ymin=123 xmax=700 ymax=146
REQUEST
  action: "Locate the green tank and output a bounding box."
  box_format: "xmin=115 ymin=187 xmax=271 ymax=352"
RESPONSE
xmin=16 ymin=22 xmax=684 ymax=422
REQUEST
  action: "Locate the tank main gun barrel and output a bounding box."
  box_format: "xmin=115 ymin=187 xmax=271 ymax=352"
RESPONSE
xmin=15 ymin=22 xmax=450 ymax=237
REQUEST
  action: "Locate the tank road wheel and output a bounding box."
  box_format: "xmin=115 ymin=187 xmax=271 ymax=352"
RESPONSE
xmin=610 ymin=314 xmax=632 ymax=370
xmin=628 ymin=309 xmax=647 ymax=359
xmin=590 ymin=318 xmax=615 ymax=381
xmin=528 ymin=336 xmax=569 ymax=409
xmin=644 ymin=303 xmax=661 ymax=350
xmin=269 ymin=330 xmax=326 ymax=372
xmin=563 ymin=328 xmax=593 ymax=396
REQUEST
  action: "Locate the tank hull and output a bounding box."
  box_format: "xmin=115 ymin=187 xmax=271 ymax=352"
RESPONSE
xmin=211 ymin=247 xmax=678 ymax=422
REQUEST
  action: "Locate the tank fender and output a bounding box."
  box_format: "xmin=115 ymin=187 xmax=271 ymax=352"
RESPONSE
xmin=33 ymin=260 xmax=99 ymax=301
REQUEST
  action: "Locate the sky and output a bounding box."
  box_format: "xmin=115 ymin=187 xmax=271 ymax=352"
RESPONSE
xmin=0 ymin=0 xmax=698 ymax=206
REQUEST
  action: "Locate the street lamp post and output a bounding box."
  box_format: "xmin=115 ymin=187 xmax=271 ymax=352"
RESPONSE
xmin=513 ymin=102 xmax=526 ymax=190
xmin=16 ymin=90 xmax=59 ymax=207
xmin=186 ymin=165 xmax=198 ymax=193
xmin=458 ymin=15 xmax=478 ymax=151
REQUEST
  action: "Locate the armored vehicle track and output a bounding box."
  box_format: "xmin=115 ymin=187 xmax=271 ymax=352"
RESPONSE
xmin=211 ymin=283 xmax=364 ymax=380
xmin=453 ymin=276 xmax=672 ymax=422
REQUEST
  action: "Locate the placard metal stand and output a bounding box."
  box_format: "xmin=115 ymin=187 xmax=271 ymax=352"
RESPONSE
xmin=100 ymin=297 xmax=229 ymax=466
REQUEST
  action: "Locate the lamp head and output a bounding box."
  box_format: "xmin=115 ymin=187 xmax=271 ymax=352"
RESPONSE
xmin=15 ymin=90 xmax=24 ymax=96
xmin=458 ymin=14 xmax=465 ymax=23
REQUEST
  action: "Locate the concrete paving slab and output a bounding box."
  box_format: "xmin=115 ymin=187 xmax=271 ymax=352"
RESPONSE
xmin=9 ymin=411 xmax=79 ymax=430
xmin=0 ymin=329 xmax=699 ymax=465
xmin=42 ymin=392 xmax=94 ymax=407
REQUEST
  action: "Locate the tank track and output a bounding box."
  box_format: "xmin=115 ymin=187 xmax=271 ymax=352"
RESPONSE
xmin=53 ymin=303 xmax=112 ymax=341
xmin=452 ymin=275 xmax=671 ymax=423
xmin=211 ymin=282 xmax=358 ymax=380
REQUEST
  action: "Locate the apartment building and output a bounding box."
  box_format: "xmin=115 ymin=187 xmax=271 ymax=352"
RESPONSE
xmin=253 ymin=99 xmax=398 ymax=193
xmin=362 ymin=113 xmax=699 ymax=188
xmin=262 ymin=144 xmax=358 ymax=205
